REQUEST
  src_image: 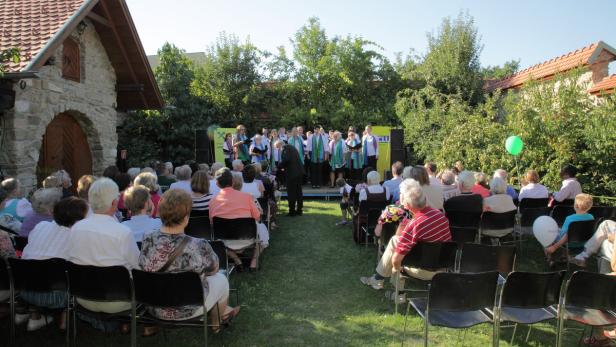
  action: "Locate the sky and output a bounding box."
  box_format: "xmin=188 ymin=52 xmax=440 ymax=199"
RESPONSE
xmin=125 ymin=0 xmax=616 ymax=71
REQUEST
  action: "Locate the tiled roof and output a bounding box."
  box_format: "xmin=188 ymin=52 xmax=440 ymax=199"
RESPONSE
xmin=485 ymin=41 xmax=616 ymax=92
xmin=588 ymin=75 xmax=616 ymax=96
xmin=0 ymin=0 xmax=87 ymax=72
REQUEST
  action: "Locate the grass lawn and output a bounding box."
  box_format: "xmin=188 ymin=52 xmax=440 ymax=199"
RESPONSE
xmin=4 ymin=200 xmax=588 ymax=346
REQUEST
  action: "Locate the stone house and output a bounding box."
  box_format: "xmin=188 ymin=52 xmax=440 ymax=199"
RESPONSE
xmin=0 ymin=0 xmax=162 ymax=191
xmin=484 ymin=41 xmax=616 ymax=97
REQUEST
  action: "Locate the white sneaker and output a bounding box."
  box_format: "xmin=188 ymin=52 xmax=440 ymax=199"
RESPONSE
xmin=360 ymin=275 xmax=384 ymax=290
xmin=27 ymin=315 xmax=53 ymax=331
xmin=14 ymin=313 xmax=30 ymax=325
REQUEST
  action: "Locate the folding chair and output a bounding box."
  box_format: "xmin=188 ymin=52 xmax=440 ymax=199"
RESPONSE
xmin=405 ymin=271 xmax=500 ymax=347
xmin=480 ymin=211 xmax=517 ymax=245
xmin=450 ymin=226 xmax=479 ymax=249
xmin=377 ymin=222 xmax=398 ymax=263
xmin=132 ymin=270 xmax=217 ymax=347
xmin=257 ymin=197 xmax=271 ymax=231
xmin=557 ymin=271 xmax=616 ymax=347
xmin=518 ymin=198 xmax=551 ymax=228
xmin=589 ymin=206 xmax=616 ymax=221
xmin=66 ymin=263 xmax=136 ymax=347
xmin=551 ymin=205 xmax=575 ymax=227
xmin=185 ymin=214 xmax=212 ymax=240
xmin=354 ymin=200 xmax=387 ymax=245
xmin=445 ymin=210 xmax=482 ymax=230
xmin=7 ymin=258 xmax=70 ymax=346
xmin=209 ymin=240 xmax=239 ymax=305
xmin=564 ymin=220 xmax=597 ymax=270
xmin=498 ymin=271 xmax=566 ymax=346
xmin=212 ymin=217 xmax=259 ymax=270
xmin=458 ymin=243 xmax=516 ymax=275
xmin=1 ymin=257 xmax=13 ymax=346
xmin=361 ymin=208 xmax=383 ymax=248
xmin=395 ymin=241 xmax=458 ymax=314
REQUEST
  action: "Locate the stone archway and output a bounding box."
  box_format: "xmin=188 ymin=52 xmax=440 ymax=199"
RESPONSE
xmin=36 ymin=112 xmax=93 ymax=187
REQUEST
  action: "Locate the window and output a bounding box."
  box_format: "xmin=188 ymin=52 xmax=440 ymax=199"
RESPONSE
xmin=62 ymin=38 xmax=80 ymax=82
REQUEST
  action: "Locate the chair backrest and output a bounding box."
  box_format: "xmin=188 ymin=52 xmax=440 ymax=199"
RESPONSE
xmin=379 ymin=222 xmax=398 ymax=247
xmin=212 ymin=217 xmax=257 ymax=240
xmin=567 ymin=220 xmax=597 ymax=245
xmin=554 ymin=199 xmax=575 ymax=207
xmin=189 ymin=209 xmax=209 ymax=218
xmin=480 ymin=211 xmax=517 ymax=231
xmin=402 ymin=241 xmax=458 ymax=271
xmin=366 ymin=208 xmax=383 ymax=229
xmin=132 ymin=270 xmax=203 ymax=307
xmin=449 ymin=226 xmax=478 ymax=247
xmin=520 ymin=207 xmax=551 ymax=227
xmin=551 ymin=205 xmax=575 ymax=227
xmin=518 ymin=198 xmax=550 ymax=210
xmin=8 ymin=258 xmax=68 ymax=292
xmin=257 ymin=197 xmax=268 ymax=213
xmin=445 ymin=210 xmax=482 ymax=228
xmin=565 ymin=271 xmax=616 ymax=310
xmin=459 ymin=243 xmax=516 ymax=275
xmin=185 ymin=216 xmax=212 ymax=240
xmin=0 ymin=257 xmax=9 ymax=292
xmin=501 ymin=271 xmax=566 ymax=309
xmin=67 ymin=263 xmax=133 ymax=302
xmin=589 ymin=206 xmax=616 ymax=221
xmin=208 ymin=240 xmax=228 ymax=273
xmin=12 ymin=236 xmax=28 ymax=252
xmin=357 ymin=200 xmax=388 ymax=216
xmin=429 ymin=271 xmax=499 ymax=311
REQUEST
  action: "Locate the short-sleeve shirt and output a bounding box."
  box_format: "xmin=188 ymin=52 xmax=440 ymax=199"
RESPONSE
xmin=395 ymin=207 xmax=451 ymax=255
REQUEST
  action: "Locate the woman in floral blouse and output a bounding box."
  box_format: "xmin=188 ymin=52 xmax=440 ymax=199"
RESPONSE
xmin=139 ymin=189 xmax=239 ymax=334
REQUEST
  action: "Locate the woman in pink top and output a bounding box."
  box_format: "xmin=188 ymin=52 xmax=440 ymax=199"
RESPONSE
xmin=471 ymin=172 xmax=491 ymax=198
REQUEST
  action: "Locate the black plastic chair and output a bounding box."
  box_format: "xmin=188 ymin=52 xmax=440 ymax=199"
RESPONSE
xmin=361 ymin=208 xmax=383 ymax=248
xmin=450 ymin=226 xmax=479 ymax=248
xmin=458 ymin=243 xmax=516 ymax=276
xmin=480 ymin=211 xmax=517 ymax=243
xmin=7 ymin=258 xmax=70 ymax=345
xmin=406 ymin=271 xmax=500 ymax=347
xmin=12 ymin=236 xmax=28 ymax=252
xmin=377 ymin=222 xmax=398 ymax=262
xmin=589 ymin=206 xmax=616 ymax=221
xmin=212 ymin=217 xmax=259 ymax=269
xmin=395 ymin=241 xmax=458 ymax=314
xmin=132 ymin=270 xmax=214 ymax=347
xmin=518 ymin=198 xmax=550 ymax=210
xmin=563 ymin=220 xmax=597 ymax=270
xmin=498 ymin=271 xmax=566 ymax=346
xmin=209 ymin=240 xmax=239 ymax=305
xmin=1 ymin=257 xmax=12 ymax=346
xmin=445 ymin=210 xmax=482 ymax=229
xmin=518 ymin=198 xmax=551 ymax=228
xmin=551 ymin=205 xmax=576 ymax=227
xmin=557 ymin=271 xmax=616 ymax=347
xmin=185 ymin=215 xmax=212 ymax=240
xmin=354 ymin=200 xmax=388 ymax=245
xmin=66 ymin=263 xmax=136 ymax=347
xmin=257 ymin=197 xmax=271 ymax=231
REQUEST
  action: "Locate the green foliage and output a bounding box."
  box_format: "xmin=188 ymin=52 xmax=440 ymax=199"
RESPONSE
xmin=0 ymin=47 xmax=20 ymax=75
xmin=481 ymin=60 xmax=520 ymax=79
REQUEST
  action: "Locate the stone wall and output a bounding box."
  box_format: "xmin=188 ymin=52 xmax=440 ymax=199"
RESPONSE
xmin=0 ymin=19 xmax=118 ymax=192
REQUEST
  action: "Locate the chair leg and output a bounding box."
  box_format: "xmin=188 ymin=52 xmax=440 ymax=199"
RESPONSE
xmin=525 ymin=324 xmax=532 ymax=342
xmin=9 ymin=290 xmax=15 ymax=346
xmin=395 ymin=273 xmax=399 ymax=315
xmin=556 ymin=315 xmax=564 ymax=347
xmin=401 ymin=300 xmax=412 ymax=347
xmin=131 ymin=304 xmax=137 ymax=347
xmin=423 ymin=314 xmax=429 ymax=347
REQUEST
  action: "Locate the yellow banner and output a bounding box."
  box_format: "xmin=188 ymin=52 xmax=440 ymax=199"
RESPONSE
xmin=212 ymin=127 xmax=236 ymax=164
xmin=371 ymin=126 xmax=391 ymax=179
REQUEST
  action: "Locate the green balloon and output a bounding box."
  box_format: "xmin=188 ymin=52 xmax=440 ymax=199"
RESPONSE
xmin=505 ymin=136 xmax=524 ymax=155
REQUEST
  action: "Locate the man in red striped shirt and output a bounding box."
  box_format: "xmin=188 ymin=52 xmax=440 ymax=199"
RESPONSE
xmin=361 ymin=179 xmax=451 ymax=290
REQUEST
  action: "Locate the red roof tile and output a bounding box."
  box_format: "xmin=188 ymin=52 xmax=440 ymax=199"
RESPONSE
xmin=0 ymin=0 xmax=88 ymax=72
xmin=589 ymin=75 xmax=616 ymax=96
xmin=485 ymin=41 xmax=616 ymax=92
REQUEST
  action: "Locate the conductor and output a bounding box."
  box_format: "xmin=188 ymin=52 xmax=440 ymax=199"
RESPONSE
xmin=275 ymin=140 xmax=304 ymax=216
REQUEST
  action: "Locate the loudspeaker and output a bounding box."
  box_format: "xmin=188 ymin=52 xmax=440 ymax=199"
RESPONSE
xmin=195 ymin=130 xmax=213 ymax=164
xmin=390 ymin=129 xmax=405 ymax=165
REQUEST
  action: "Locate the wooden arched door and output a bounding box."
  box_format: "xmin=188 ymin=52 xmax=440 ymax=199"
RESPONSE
xmin=37 ymin=113 xmax=92 ymax=187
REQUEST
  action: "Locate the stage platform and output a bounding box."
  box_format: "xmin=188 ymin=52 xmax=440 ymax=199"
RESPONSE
xmin=280 ymin=185 xmax=339 ymax=200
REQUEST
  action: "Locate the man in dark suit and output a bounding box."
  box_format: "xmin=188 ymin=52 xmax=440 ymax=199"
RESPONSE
xmin=276 ymin=140 xmax=305 ymax=216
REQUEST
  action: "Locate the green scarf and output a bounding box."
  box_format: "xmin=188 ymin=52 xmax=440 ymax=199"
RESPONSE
xmin=332 ymin=139 xmax=344 ymax=168
xmin=311 ymin=135 xmax=323 ymax=163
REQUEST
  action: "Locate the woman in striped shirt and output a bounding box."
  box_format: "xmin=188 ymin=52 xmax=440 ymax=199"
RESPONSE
xmin=191 ymin=171 xmax=213 ymax=213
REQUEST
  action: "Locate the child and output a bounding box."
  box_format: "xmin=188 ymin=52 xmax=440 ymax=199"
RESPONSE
xmin=545 ymin=193 xmax=594 ymax=260
xmin=336 ymin=178 xmax=352 ymax=226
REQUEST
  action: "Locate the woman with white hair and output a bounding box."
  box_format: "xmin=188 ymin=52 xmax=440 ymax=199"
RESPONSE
xmin=440 ymin=169 xmax=460 ymax=201
xmin=483 ymin=177 xmax=517 ymax=213
xmin=19 ymin=188 xmax=63 ymax=237
xmin=127 ymin=167 xmax=141 ymax=181
xmin=494 ymin=169 xmax=518 ymax=200
xmin=0 ymin=178 xmax=33 ymax=222
xmin=208 ymin=162 xmax=224 ymax=197
xmin=249 ymin=135 xmax=268 ymax=164
xmin=169 ymin=165 xmax=192 ymax=193
xmin=53 ymin=170 xmax=74 ymax=198
xmin=358 ymin=171 xmax=390 ymax=202
xmin=135 ymin=172 xmax=161 ymax=218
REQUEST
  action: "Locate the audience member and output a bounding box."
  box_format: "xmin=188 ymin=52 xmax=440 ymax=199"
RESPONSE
xmin=42 ymin=176 xmax=61 ymax=189
xmin=553 ymin=164 xmax=582 ymax=203
xmin=440 ymin=170 xmax=460 ymax=201
xmin=53 ymin=170 xmax=74 ymax=198
xmin=407 ymin=166 xmax=443 ymax=210
xmin=360 ymin=179 xmax=451 ymax=291
xmin=20 ymin=197 xmax=88 ymax=331
xmin=231 ymin=159 xmax=244 ymax=174
xmin=493 ymin=169 xmax=519 ymax=200
xmin=190 ymin=171 xmax=213 ymax=212
xmin=336 ymin=178 xmax=352 ymax=226
xmin=139 ymin=189 xmax=239 ymax=333
xmin=156 ymin=162 xmax=176 ymax=188
xmin=127 ymin=167 xmax=141 ymax=181
xmin=208 ymin=162 xmax=224 ymax=197
xmin=170 ymin=165 xmax=192 ymax=193
xmin=19 ymin=188 xmax=62 ymax=237
xmin=121 ymin=185 xmax=162 ymax=242
xmin=76 ymin=175 xmax=96 ymax=200
xmin=443 ymin=170 xmax=483 ymax=214
xmin=424 ymin=162 xmax=441 ymax=187
xmin=0 ymin=178 xmax=33 ymax=221
xmin=67 ymin=178 xmax=139 ymax=314
xmin=482 ymin=177 xmax=517 ymax=238
xmin=358 ymin=171 xmax=390 ymax=202
xmin=241 ymin=164 xmax=264 ymax=199
xmin=135 ymin=172 xmax=161 ymax=218
xmin=102 ymin=166 xmax=120 ymax=180
xmin=570 ymin=219 xmax=616 ymax=269
xmin=471 ymin=172 xmax=491 ymax=198
xmin=383 ymin=162 xmax=403 ymax=202
xmin=518 ymin=170 xmax=549 ymax=201
xmin=544 ymin=194 xmax=594 ymax=258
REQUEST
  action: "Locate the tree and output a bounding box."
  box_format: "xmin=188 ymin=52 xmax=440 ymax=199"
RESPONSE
xmin=481 ymin=60 xmax=520 ymax=79
xmin=191 ymin=32 xmax=262 ymax=126
xmin=0 ymin=48 xmax=20 ymax=76
xmin=418 ymin=11 xmax=484 ymax=104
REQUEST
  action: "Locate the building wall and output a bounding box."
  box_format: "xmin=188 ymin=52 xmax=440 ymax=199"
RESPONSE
xmin=0 ymin=19 xmax=117 ymax=192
